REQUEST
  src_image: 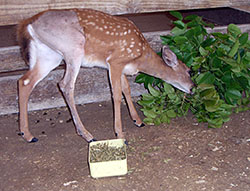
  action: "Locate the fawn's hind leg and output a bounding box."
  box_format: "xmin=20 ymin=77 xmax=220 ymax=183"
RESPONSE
xmin=58 ymin=53 xmax=95 ymax=143
xmin=18 ymin=40 xmax=62 ymax=142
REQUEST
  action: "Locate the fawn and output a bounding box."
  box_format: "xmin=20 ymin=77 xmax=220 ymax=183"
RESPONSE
xmin=17 ymin=9 xmax=194 ymax=143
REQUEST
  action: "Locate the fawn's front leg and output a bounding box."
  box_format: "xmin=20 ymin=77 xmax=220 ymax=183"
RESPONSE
xmin=121 ymin=74 xmax=144 ymax=127
xmin=109 ymin=66 xmax=125 ymax=139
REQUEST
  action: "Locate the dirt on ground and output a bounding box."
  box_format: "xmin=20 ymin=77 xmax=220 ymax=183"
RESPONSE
xmin=0 ymin=101 xmax=250 ymax=191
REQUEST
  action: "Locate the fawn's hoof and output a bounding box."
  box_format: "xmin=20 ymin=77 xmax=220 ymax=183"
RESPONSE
xmin=18 ymin=132 xmax=24 ymax=136
xmin=134 ymin=120 xmax=145 ymax=128
xmin=138 ymin=123 xmax=145 ymax=127
xmin=18 ymin=132 xmax=38 ymax=143
xmin=124 ymin=140 xmax=128 ymax=146
xmin=29 ymin=137 xmax=39 ymax=143
xmin=88 ymin=138 xmax=97 ymax=143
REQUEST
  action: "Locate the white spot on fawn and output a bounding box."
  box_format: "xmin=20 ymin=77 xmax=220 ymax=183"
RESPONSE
xmin=86 ymin=22 xmax=95 ymax=26
xmin=127 ymin=48 xmax=132 ymax=53
xmin=23 ymin=79 xmax=30 ymax=86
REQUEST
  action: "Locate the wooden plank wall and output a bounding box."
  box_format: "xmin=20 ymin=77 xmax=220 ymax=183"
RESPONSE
xmin=1 ymin=0 xmax=249 ymax=26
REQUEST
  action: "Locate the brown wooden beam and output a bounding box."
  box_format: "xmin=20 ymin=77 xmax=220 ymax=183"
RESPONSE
xmin=0 ymin=0 xmax=236 ymax=26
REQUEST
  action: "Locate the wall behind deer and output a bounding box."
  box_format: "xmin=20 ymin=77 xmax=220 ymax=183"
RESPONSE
xmin=0 ymin=0 xmax=248 ymax=26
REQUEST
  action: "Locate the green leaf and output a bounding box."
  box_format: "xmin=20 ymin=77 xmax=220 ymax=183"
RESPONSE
xmin=221 ymin=103 xmax=235 ymax=110
xmin=196 ymin=72 xmax=216 ymax=85
xmin=174 ymin=36 xmax=188 ymax=44
xmin=198 ymin=83 xmax=214 ymax=91
xmin=160 ymin=114 xmax=170 ymax=123
xmin=148 ymin=84 xmax=161 ymax=97
xmin=200 ymin=88 xmax=216 ymax=99
xmin=193 ymin=26 xmax=203 ymax=36
xmin=221 ymin=71 xmax=233 ymax=85
xmin=163 ymin=82 xmax=175 ymax=94
xmin=212 ymin=32 xmax=229 ymax=40
xmin=237 ymin=76 xmax=250 ymax=89
xmin=170 ymin=11 xmax=183 ymax=20
xmin=185 ymin=28 xmax=195 ymax=38
xmin=211 ymin=56 xmax=222 ymax=68
xmin=186 ymin=19 xmax=199 ymax=28
xmin=171 ymin=26 xmax=186 ymax=36
xmin=184 ymin=14 xmax=198 ymax=21
xmin=168 ymin=93 xmax=177 ymax=100
xmin=201 ymin=37 xmax=216 ymax=48
xmin=141 ymin=93 xmax=154 ymax=101
xmin=142 ymin=109 xmax=158 ymax=119
xmin=207 ymin=117 xmax=223 ymax=128
xmin=228 ymin=40 xmax=239 ymax=58
xmin=199 ymin=46 xmax=209 ymax=56
xmin=197 ymin=34 xmax=205 ymax=44
xmin=154 ymin=117 xmax=162 ymax=125
xmin=201 ymin=20 xmax=214 ymax=29
xmin=143 ymin=117 xmax=154 ymax=125
xmin=228 ymin=24 xmax=241 ymax=37
xmin=138 ymin=99 xmax=154 ymax=107
xmin=225 ymin=89 xmax=242 ymax=105
xmin=219 ymin=44 xmax=231 ymax=53
xmin=173 ymin=20 xmax=185 ymax=29
xmin=219 ymin=57 xmax=238 ymax=67
xmin=225 ymin=89 xmax=242 ymax=100
xmin=239 ymin=33 xmax=248 ymax=46
xmin=166 ymin=110 xmax=177 ymax=118
xmin=135 ymin=73 xmax=146 ymax=83
xmin=160 ymin=35 xmax=173 ymax=45
xmin=204 ymin=99 xmax=221 ymax=112
xmin=144 ymin=75 xmax=156 ymax=88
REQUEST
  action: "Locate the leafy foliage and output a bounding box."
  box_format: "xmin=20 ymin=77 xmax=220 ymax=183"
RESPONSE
xmin=136 ymin=11 xmax=250 ymax=128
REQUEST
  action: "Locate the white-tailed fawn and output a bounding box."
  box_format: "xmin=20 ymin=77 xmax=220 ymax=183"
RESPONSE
xmin=17 ymin=9 xmax=194 ymax=143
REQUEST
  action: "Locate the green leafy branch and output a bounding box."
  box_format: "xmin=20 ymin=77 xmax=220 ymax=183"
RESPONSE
xmin=136 ymin=11 xmax=250 ymax=128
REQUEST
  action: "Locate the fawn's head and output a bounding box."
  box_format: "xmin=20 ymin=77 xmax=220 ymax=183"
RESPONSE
xmin=161 ymin=45 xmax=194 ymax=94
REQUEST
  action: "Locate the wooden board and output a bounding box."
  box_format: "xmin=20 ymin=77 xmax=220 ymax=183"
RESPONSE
xmin=1 ymin=0 xmax=247 ymax=26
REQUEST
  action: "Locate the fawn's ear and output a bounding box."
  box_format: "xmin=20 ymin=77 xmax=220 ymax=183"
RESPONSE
xmin=162 ymin=46 xmax=178 ymax=68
